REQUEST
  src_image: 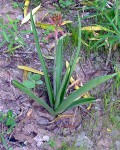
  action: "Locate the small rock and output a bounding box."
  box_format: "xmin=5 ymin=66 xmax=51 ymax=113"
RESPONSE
xmin=38 ymin=117 xmax=49 ymax=125
xmin=34 ymin=134 xmax=50 ymax=147
xmin=26 ymin=34 xmax=30 ymax=39
xmin=16 ymin=14 xmax=23 ymax=20
xmin=34 ymin=134 xmax=43 ymax=142
xmin=43 ymin=135 xmax=49 ymax=142
xmin=34 ymin=134 xmax=43 ymax=147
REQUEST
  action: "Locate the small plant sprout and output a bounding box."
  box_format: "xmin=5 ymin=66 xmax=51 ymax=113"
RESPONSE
xmin=0 ymin=110 xmax=16 ymax=150
xmin=23 ymin=72 xmax=43 ymax=89
xmin=48 ymin=139 xmax=56 ymax=148
xmin=0 ymin=16 xmax=31 ymax=55
xmin=36 ymin=12 xmax=72 ymax=40
xmin=47 ymin=13 xmax=65 ymax=40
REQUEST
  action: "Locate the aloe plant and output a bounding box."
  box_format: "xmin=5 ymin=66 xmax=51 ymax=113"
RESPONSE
xmin=12 ymin=12 xmax=116 ymax=116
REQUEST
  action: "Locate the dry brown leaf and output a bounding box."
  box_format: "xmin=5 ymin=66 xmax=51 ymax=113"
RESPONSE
xmin=49 ymin=114 xmax=74 ymax=124
xmin=68 ymin=79 xmax=80 ymax=89
xmin=26 ymin=108 xmax=33 ymax=118
xmin=24 ymin=0 xmax=30 ymax=17
xmin=18 ymin=66 xmax=44 ymax=75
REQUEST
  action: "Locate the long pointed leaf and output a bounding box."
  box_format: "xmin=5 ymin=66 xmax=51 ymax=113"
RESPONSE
xmin=55 ymin=13 xmax=81 ymax=108
xmin=54 ymin=39 xmax=63 ymax=100
xmin=55 ymin=64 xmax=71 ymax=109
xmin=55 ymin=73 xmax=116 ymax=114
xmin=12 ymin=80 xmax=55 ymax=116
xmin=66 ymin=97 xmax=95 ymax=110
xmin=30 ymin=12 xmax=54 ymax=107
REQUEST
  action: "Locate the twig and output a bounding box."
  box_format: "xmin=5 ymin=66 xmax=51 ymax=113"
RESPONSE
xmin=106 ymin=44 xmax=112 ymax=66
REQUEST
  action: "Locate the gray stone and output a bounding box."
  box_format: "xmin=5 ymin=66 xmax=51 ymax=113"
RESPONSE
xmin=43 ymin=135 xmax=50 ymax=142
xmin=38 ymin=117 xmax=49 ymax=125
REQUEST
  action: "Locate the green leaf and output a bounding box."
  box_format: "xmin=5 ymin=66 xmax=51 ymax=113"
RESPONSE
xmin=55 ymin=73 xmax=116 ymax=114
xmin=23 ymin=80 xmax=35 ymax=89
xmin=0 ymin=113 xmax=4 ymax=123
xmin=56 ymin=13 xmax=81 ymax=107
xmin=12 ymin=80 xmax=56 ymax=116
xmin=28 ymin=72 xmax=33 ymax=80
xmin=48 ymin=139 xmax=56 ymax=147
xmin=90 ymin=33 xmax=112 ymax=49
xmin=20 ymin=30 xmax=32 ymax=34
xmin=66 ymin=98 xmax=95 ymax=110
xmin=2 ymin=30 xmax=9 ymax=42
xmin=6 ymin=117 xmax=16 ymax=126
xmin=16 ymin=36 xmax=26 ymax=46
xmin=35 ymin=80 xmax=43 ymax=85
xmin=31 ymin=74 xmax=41 ymax=81
xmin=55 ymin=68 xmax=70 ymax=109
xmin=0 ymin=40 xmax=6 ymax=48
xmin=9 ymin=148 xmax=13 ymax=150
xmin=6 ymin=110 xmax=16 ymax=127
xmin=30 ymin=12 xmax=54 ymax=107
xmin=54 ymin=39 xmax=63 ymax=108
xmin=59 ymin=0 xmax=75 ymax=8
xmin=36 ymin=22 xmax=58 ymax=31
xmin=0 ymin=133 xmax=9 ymax=150
xmin=7 ymin=110 xmax=13 ymax=117
xmin=7 ymin=124 xmax=16 ymax=134
xmin=105 ymin=14 xmax=120 ymax=34
xmin=27 ymin=72 xmax=41 ymax=81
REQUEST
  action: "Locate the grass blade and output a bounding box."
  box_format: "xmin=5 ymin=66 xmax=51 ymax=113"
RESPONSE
xmin=115 ymin=0 xmax=119 ymax=26
xmin=90 ymin=33 xmax=113 ymax=49
xmin=0 ymin=40 xmax=6 ymax=48
xmin=30 ymin=12 xmax=54 ymax=107
xmin=104 ymin=14 xmax=120 ymax=34
xmin=56 ymin=73 xmax=116 ymax=114
xmin=0 ymin=133 xmax=9 ymax=150
xmin=12 ymin=80 xmax=55 ymax=116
